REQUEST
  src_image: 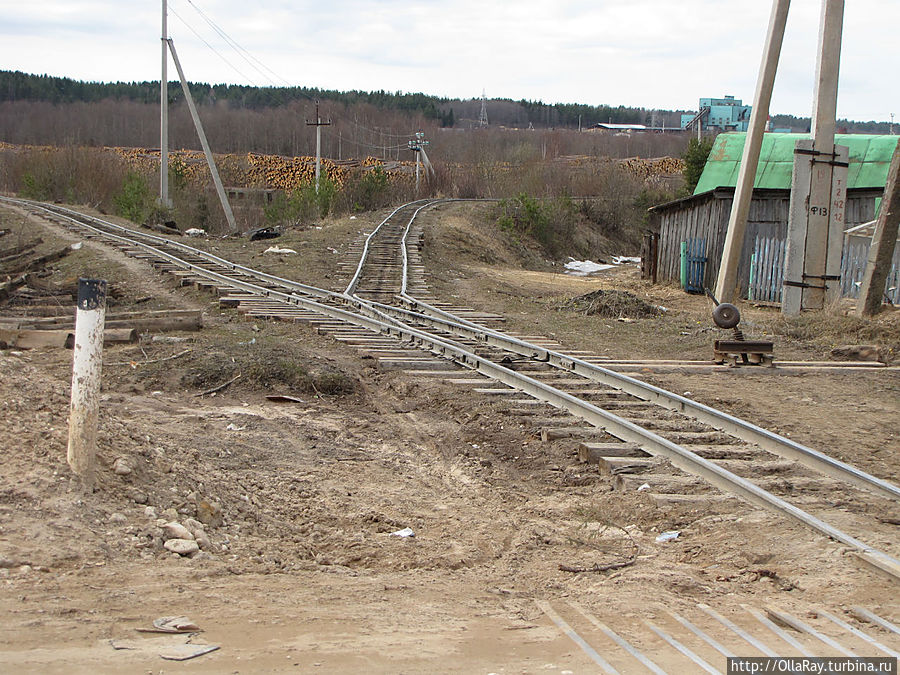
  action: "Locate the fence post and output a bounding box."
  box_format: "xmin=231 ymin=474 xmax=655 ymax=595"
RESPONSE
xmin=67 ymin=278 xmax=107 ymax=486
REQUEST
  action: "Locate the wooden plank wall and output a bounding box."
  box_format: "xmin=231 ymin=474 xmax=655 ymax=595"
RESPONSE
xmin=655 ymin=190 xmax=880 ymax=298
xmin=841 ymin=235 xmax=900 ymax=305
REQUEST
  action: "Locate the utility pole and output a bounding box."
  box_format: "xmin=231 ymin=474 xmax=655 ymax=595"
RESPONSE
xmin=159 ymin=0 xmax=170 ymax=208
xmin=306 ymin=100 xmax=332 ymax=194
xmin=167 ymin=39 xmax=237 ymax=233
xmin=714 ymin=0 xmax=791 ymax=304
xmin=783 ymin=0 xmax=847 ymax=314
xmin=855 ymin=139 xmax=900 ymax=316
xmin=408 ymin=132 xmax=429 ymax=196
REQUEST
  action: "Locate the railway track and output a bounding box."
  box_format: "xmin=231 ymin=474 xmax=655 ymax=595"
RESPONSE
xmin=3 ymin=196 xmax=899 ymax=588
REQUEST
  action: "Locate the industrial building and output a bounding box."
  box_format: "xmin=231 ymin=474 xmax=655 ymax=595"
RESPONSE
xmin=681 ymin=95 xmax=752 ymax=133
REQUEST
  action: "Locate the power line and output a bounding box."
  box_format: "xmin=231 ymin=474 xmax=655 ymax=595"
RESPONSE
xmin=347 ymin=117 xmax=416 ymax=140
xmin=168 ymin=5 xmax=258 ymax=86
xmin=183 ymin=0 xmax=294 ymax=89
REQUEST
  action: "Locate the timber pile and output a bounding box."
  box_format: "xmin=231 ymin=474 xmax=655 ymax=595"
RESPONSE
xmin=245 ymin=153 xmax=350 ymax=189
xmin=617 ymin=156 xmax=684 ymax=179
xmin=109 ymin=145 xmax=413 ymax=190
xmin=552 ymin=154 xmax=684 ymax=179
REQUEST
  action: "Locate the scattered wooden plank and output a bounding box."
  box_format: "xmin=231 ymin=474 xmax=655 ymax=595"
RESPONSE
xmin=0 ymin=238 xmax=41 ymax=261
xmin=0 ymin=328 xmax=138 ymax=349
xmin=0 ymin=274 xmax=29 ymax=303
xmin=0 ymin=244 xmax=77 ymax=277
xmin=578 ymin=442 xmax=646 ymax=462
xmin=0 ymin=309 xmax=202 ymax=333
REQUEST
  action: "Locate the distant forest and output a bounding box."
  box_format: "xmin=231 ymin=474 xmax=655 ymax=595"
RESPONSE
xmin=0 ymin=70 xmax=892 ymax=160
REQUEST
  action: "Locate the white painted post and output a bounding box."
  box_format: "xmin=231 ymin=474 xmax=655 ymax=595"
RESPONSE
xmin=714 ymin=0 xmax=791 ymax=304
xmin=67 ymin=279 xmax=107 ymax=486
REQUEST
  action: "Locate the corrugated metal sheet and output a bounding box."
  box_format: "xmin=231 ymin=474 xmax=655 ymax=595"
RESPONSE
xmin=695 ymin=133 xmax=900 ymax=194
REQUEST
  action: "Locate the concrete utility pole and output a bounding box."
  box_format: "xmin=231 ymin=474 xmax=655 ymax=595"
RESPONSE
xmin=783 ymin=0 xmax=847 ymax=315
xmin=167 ymin=39 xmax=238 ymax=233
xmin=408 ymin=132 xmax=429 ymax=197
xmin=714 ymin=0 xmax=791 ymax=304
xmin=67 ymin=279 xmax=107 ymax=487
xmin=160 ymin=0 xmax=171 ymax=208
xmin=856 ymin=140 xmax=900 ymax=316
xmin=306 ymin=100 xmax=332 ymax=194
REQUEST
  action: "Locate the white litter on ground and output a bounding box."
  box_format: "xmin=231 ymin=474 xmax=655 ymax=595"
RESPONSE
xmin=564 ymin=258 xmax=615 ymax=276
xmin=264 ymin=246 xmax=297 ymax=254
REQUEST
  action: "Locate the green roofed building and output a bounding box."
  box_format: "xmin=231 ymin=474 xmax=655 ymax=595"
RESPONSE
xmin=694 ymin=132 xmax=899 ymax=194
xmin=647 ymin=133 xmax=899 ymax=303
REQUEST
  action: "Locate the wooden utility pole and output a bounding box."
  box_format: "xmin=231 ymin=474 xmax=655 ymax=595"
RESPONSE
xmin=714 ymin=0 xmax=791 ymax=304
xmin=307 ymin=100 xmax=332 ymax=194
xmin=856 ymin=140 xmax=900 ymax=316
xmin=783 ymin=0 xmax=847 ymax=315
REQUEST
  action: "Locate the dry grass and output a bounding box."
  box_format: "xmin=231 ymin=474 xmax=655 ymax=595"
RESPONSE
xmin=561 ymin=289 xmax=662 ymax=319
xmin=136 ymin=325 xmax=359 ymax=396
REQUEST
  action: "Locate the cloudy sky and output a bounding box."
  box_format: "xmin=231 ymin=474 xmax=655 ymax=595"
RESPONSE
xmin=0 ymin=0 xmax=896 ymax=122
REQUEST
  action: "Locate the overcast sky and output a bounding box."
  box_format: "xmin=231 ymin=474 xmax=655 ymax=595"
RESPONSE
xmin=0 ymin=0 xmax=896 ymax=123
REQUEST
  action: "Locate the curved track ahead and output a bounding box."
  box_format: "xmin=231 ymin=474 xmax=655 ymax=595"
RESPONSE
xmin=4 ymin=196 xmax=899 ymax=584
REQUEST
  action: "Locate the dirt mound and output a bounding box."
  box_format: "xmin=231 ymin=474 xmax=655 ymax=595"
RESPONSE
xmin=561 ymin=289 xmax=662 ymax=318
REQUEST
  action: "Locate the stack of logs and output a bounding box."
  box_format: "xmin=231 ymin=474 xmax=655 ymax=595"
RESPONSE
xmin=617 ymin=156 xmax=685 ymax=179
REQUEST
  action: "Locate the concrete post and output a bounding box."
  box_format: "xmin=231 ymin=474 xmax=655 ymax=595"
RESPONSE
xmin=160 ymin=0 xmax=170 ymax=208
xmin=67 ymin=279 xmax=107 ymax=486
xmin=415 ymin=149 xmax=420 ymax=197
xmin=783 ymin=0 xmax=846 ymax=314
xmin=714 ymin=0 xmax=791 ymax=304
xmin=315 ymin=121 xmax=322 ymax=194
xmin=167 ymin=39 xmax=238 ymax=233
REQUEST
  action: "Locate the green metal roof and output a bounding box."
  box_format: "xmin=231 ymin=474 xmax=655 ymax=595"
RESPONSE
xmin=694 ymin=133 xmax=899 ymax=194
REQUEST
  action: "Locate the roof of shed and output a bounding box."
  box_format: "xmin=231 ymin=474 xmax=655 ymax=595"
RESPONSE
xmin=694 ymin=133 xmax=899 ymax=194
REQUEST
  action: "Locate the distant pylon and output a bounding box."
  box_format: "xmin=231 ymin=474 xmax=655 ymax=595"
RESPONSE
xmin=478 ymin=89 xmax=489 ymax=128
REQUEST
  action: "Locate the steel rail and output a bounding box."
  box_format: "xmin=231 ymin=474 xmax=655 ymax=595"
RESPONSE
xmin=8 ymin=198 xmax=900 ymax=582
xmin=392 ymin=200 xmax=900 ymax=504
xmin=2 ymin=198 xmax=337 ymax=302
xmin=3 ymin=198 xmax=459 ymax=351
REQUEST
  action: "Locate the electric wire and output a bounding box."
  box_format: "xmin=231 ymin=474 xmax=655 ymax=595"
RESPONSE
xmin=166 ymin=1 xmax=423 ymax=159
xmin=168 ymin=5 xmax=258 ymax=86
xmin=184 ymin=0 xmax=294 ymax=89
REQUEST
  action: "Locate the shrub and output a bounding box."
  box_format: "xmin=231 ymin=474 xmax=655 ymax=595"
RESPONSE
xmin=682 ymin=137 xmax=714 ymax=194
xmin=113 ymin=171 xmax=154 ymax=223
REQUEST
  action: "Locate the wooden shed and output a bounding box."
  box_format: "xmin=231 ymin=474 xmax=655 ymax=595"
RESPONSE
xmin=647 ymin=186 xmax=882 ymax=299
xmin=646 ymin=132 xmax=897 ymax=301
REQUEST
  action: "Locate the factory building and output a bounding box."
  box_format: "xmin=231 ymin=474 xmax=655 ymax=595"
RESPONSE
xmin=681 ymin=95 xmax=752 ymax=133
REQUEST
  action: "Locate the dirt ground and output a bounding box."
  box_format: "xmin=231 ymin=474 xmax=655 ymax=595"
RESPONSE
xmin=1 ymin=202 xmax=898 ymax=673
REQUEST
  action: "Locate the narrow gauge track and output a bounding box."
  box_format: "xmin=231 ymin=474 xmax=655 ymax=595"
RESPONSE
xmin=4 ymin=196 xmax=899 ymax=584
